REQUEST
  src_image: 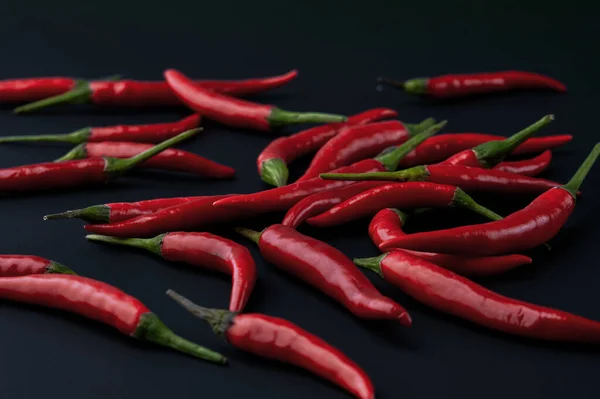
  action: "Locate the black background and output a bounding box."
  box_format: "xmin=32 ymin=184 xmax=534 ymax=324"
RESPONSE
xmin=1 ymin=1 xmax=600 ymax=398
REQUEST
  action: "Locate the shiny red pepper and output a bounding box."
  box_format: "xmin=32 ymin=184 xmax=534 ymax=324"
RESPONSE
xmin=0 ymin=274 xmax=225 ymax=363
xmin=493 ymin=150 xmax=552 ymax=177
xmin=379 ymin=144 xmax=600 ymax=255
xmin=167 ymin=290 xmax=375 ymax=399
xmin=355 ymin=251 xmax=600 ymax=343
xmin=236 ymin=224 xmax=411 ymax=325
xmin=0 ymin=77 xmax=77 ymax=103
xmin=165 ymin=69 xmax=346 ymax=131
xmin=86 ymin=232 xmax=256 ymax=312
xmin=0 ymin=114 xmax=201 ymax=144
xmin=257 ymin=108 xmax=397 ymax=187
xmin=0 ymin=255 xmax=76 ymax=276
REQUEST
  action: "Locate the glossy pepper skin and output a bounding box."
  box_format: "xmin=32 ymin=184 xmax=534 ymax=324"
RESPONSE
xmin=167 ymin=291 xmax=375 ymax=399
xmin=236 ymin=224 xmax=411 ymax=325
xmin=0 ymin=255 xmax=76 ymax=276
xmin=0 ymin=114 xmax=201 ymax=145
xmin=86 ymin=232 xmax=256 ymax=312
xmin=257 ymin=108 xmax=397 ymax=187
xmin=165 ymin=69 xmax=346 ymax=131
xmin=355 ymin=251 xmax=600 ymax=343
xmin=0 ymin=274 xmax=225 ymax=363
xmin=380 ymin=144 xmax=600 ymax=255
xmin=55 ymin=141 xmax=235 ymax=178
xmin=0 ymin=77 xmax=76 ymax=103
xmin=494 ymin=150 xmax=552 ymax=177
xmin=380 ymin=70 xmax=567 ymax=98
xmin=368 ymin=209 xmax=532 ymax=277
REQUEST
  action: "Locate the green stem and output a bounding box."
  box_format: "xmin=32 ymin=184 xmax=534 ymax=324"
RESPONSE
xmin=389 ymin=208 xmax=409 ymax=226
xmin=353 ymin=255 xmax=386 ymax=276
xmin=561 ymin=143 xmax=600 ymax=198
xmin=43 ymin=205 xmax=111 ymax=223
xmin=267 ymin=108 xmax=347 ymax=128
xmin=377 ymin=77 xmax=429 ymax=95
xmin=86 ymin=234 xmax=164 ymax=256
xmin=320 ymin=165 xmax=429 ymax=181
xmin=404 ymin=117 xmax=436 ymax=136
xmin=46 ymin=261 xmax=77 ymax=275
xmin=166 ymin=290 xmax=235 ymax=338
xmin=55 ymin=144 xmax=88 ymax=161
xmin=452 ymin=188 xmax=503 ymax=221
xmin=0 ymin=128 xmax=91 ymax=144
xmin=234 ymin=227 xmax=262 ymax=245
xmin=260 ymin=158 xmax=289 ymax=187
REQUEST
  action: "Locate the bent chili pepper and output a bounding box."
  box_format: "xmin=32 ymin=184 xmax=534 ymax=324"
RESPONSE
xmin=236 ymin=224 xmax=411 ymax=325
xmin=355 ymin=251 xmax=600 ymax=343
xmin=54 ymin=141 xmax=235 ymax=178
xmin=296 ymin=118 xmax=436 ymax=182
xmin=164 ymin=69 xmax=346 ymax=131
xmin=0 ymin=114 xmax=201 ymax=144
xmin=167 ymin=290 xmax=374 ymax=399
xmin=368 ymin=209 xmax=531 ymax=276
xmin=494 ymin=150 xmax=552 ymax=177
xmin=379 ymin=143 xmax=600 ymax=255
xmin=13 ymin=70 xmax=298 ymax=113
xmin=306 ymin=183 xmax=502 ymax=228
xmin=258 ymin=108 xmax=397 ymax=187
xmin=214 ymin=121 xmax=446 ymax=213
xmin=379 ymin=70 xmax=567 ymax=98
xmin=0 ymin=255 xmax=76 ymax=276
xmin=0 ymin=129 xmax=199 ymax=193
xmin=0 ymin=274 xmax=225 ymax=363
xmin=86 ymin=232 xmax=256 ymax=312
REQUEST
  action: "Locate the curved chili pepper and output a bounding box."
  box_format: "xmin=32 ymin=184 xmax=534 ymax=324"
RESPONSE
xmin=0 ymin=114 xmax=201 ymax=144
xmin=167 ymin=290 xmax=374 ymax=399
xmin=0 ymin=274 xmax=225 ymax=363
xmin=368 ymin=209 xmax=531 ymax=276
xmin=213 ymin=121 xmax=446 ymax=213
xmin=84 ymin=195 xmax=244 ymax=238
xmin=44 ymin=196 xmax=204 ymax=224
xmin=257 ymin=108 xmax=397 ymax=187
xmin=355 ymin=251 xmax=600 ymax=343
xmin=0 ymin=255 xmax=76 ymax=276
xmin=0 ymin=77 xmax=77 ymax=103
xmin=86 ymin=232 xmax=256 ymax=312
xmin=379 ymin=144 xmax=600 ymax=255
xmin=13 ymin=70 xmax=298 ymax=113
xmin=493 ymin=150 xmax=552 ymax=177
xmin=380 ymin=70 xmax=567 ymax=98
xmin=0 ymin=129 xmax=199 ymax=193
xmin=236 ymin=224 xmax=411 ymax=325
xmin=307 ymin=183 xmax=502 ymax=228
xmin=54 ymin=141 xmax=235 ymax=178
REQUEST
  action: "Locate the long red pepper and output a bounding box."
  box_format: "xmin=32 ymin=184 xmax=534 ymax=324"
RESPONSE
xmin=54 ymin=141 xmax=235 ymax=178
xmin=236 ymin=224 xmax=411 ymax=325
xmin=380 ymin=70 xmax=567 ymax=98
xmin=86 ymin=232 xmax=256 ymax=312
xmin=12 ymin=70 xmax=298 ymax=113
xmin=214 ymin=121 xmax=447 ymax=213
xmin=0 ymin=114 xmax=201 ymax=144
xmin=257 ymin=108 xmax=397 ymax=187
xmin=164 ymin=69 xmax=346 ymax=131
xmin=296 ymin=118 xmax=436 ymax=182
xmin=379 ymin=143 xmax=600 ymax=255
xmin=0 ymin=77 xmax=77 ymax=103
xmin=167 ymin=290 xmax=374 ymax=399
xmin=0 ymin=274 xmax=225 ymax=362
xmin=306 ymin=183 xmax=502 ymax=228
xmin=494 ymin=150 xmax=552 ymax=177
xmin=368 ymin=209 xmax=532 ymax=276
xmin=0 ymin=255 xmax=76 ymax=276
xmin=355 ymin=251 xmax=600 ymax=343
xmin=0 ymin=129 xmax=199 ymax=193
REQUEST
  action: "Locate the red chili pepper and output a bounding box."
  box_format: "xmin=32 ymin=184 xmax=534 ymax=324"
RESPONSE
xmin=236 ymin=224 xmax=411 ymax=325
xmin=213 ymin=121 xmax=446 ymax=213
xmin=368 ymin=209 xmax=532 ymax=276
xmin=306 ymin=183 xmax=502 ymax=228
xmin=86 ymin=232 xmax=256 ymax=312
xmin=0 ymin=255 xmax=76 ymax=276
xmin=257 ymin=108 xmax=397 ymax=187
xmin=379 ymin=70 xmax=567 ymax=98
xmin=164 ymin=69 xmax=346 ymax=131
xmin=12 ymin=70 xmax=298 ymax=113
xmin=296 ymin=118 xmax=436 ymax=182
xmin=167 ymin=290 xmax=374 ymax=399
xmin=84 ymin=195 xmax=244 ymax=238
xmin=0 ymin=77 xmax=77 ymax=103
xmin=493 ymin=150 xmax=552 ymax=177
xmin=379 ymin=144 xmax=599 ymax=255
xmin=54 ymin=141 xmax=235 ymax=178
xmin=355 ymin=251 xmax=600 ymax=343
xmin=0 ymin=114 xmax=201 ymax=144
xmin=0 ymin=129 xmax=199 ymax=193
xmin=0 ymin=274 xmax=226 ymax=363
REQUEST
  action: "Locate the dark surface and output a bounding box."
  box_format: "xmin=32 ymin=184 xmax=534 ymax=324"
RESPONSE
xmin=1 ymin=1 xmax=599 ymax=398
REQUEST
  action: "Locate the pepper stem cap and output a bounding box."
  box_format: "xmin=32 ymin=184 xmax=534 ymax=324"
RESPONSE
xmin=268 ymin=108 xmax=347 ymax=128
xmin=260 ymin=158 xmax=289 ymax=187
xmin=55 ymin=143 xmax=88 ymax=161
xmin=234 ymin=227 xmax=262 ymax=245
xmin=353 ymin=254 xmax=386 ymax=276
xmin=404 ymin=117 xmax=436 ymax=137
xmin=561 ymin=143 xmax=600 ymax=198
xmin=43 ymin=205 xmax=111 ymax=223
xmin=46 ymin=261 xmax=77 ymax=275
xmin=452 ymin=187 xmax=503 ymax=221
xmin=86 ymin=234 xmax=165 ymax=256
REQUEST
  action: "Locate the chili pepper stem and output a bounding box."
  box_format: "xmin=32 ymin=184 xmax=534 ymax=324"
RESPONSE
xmin=353 ymin=255 xmax=385 ymax=277
xmin=320 ymin=165 xmax=429 ymax=181
xmin=452 ymin=188 xmax=503 ymax=221
xmin=44 ymin=205 xmax=110 ymax=223
xmin=404 ymin=117 xmax=436 ymax=136
xmin=234 ymin=227 xmax=262 ymax=244
xmin=134 ymin=312 xmax=227 ymax=364
xmin=0 ymin=128 xmax=91 ymax=144
xmin=561 ymin=143 xmax=600 ymax=198
xmin=55 ymin=144 xmax=88 ymax=161
xmin=86 ymin=234 xmax=164 ymax=256
xmin=166 ymin=290 xmax=235 ymax=338
xmin=377 ymin=77 xmax=429 ymax=95
xmin=46 ymin=261 xmax=77 ymax=275
xmin=389 ymin=208 xmax=409 ymax=225
xmin=260 ymin=158 xmax=289 ymax=187
xmin=267 ymin=108 xmax=347 ymax=128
